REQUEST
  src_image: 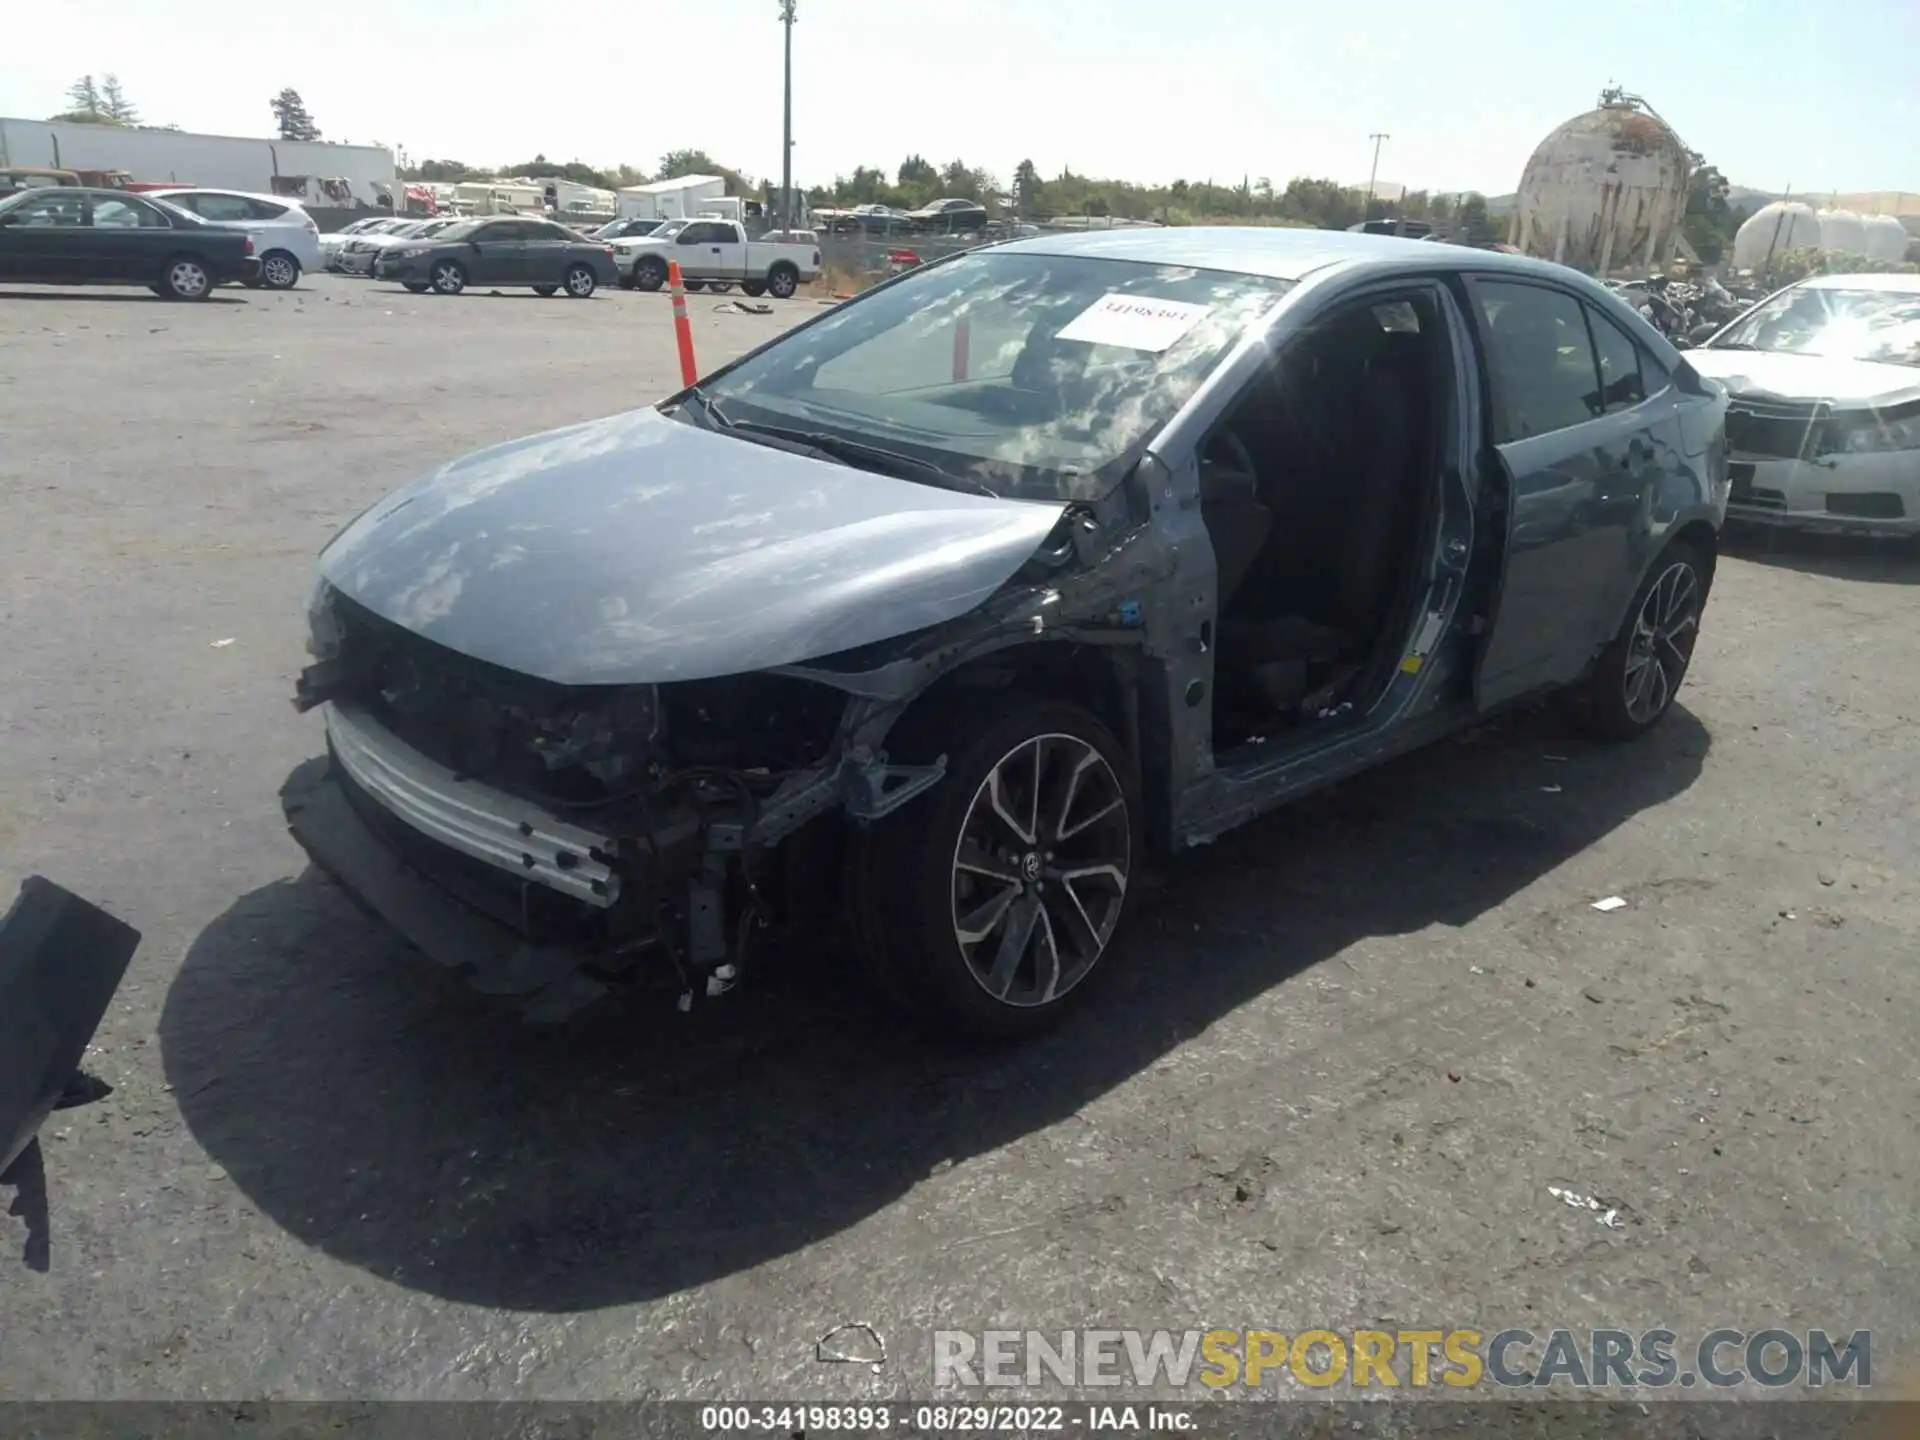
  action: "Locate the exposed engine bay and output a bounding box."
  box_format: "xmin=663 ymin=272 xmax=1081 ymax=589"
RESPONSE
xmin=292 ymin=585 xmax=947 ymax=1018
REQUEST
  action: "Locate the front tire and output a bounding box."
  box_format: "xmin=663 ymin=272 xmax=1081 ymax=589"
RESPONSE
xmin=429 ymin=259 xmax=467 ymax=295
xmin=740 ymin=279 xmax=768 ymax=298
xmin=633 ymin=256 xmax=666 ymax=292
xmin=852 ymin=699 xmax=1140 ymax=1037
xmin=1583 ymin=541 xmax=1709 ymax=739
xmin=533 ymin=284 xmax=558 ymax=296
xmin=159 ymin=255 xmax=213 ymax=301
xmin=766 ymin=262 xmax=800 ymax=299
xmin=259 ymin=250 xmax=301 ymax=290
xmin=402 ymin=281 xmax=431 ymax=293
xmin=563 ymin=263 xmax=596 ymax=298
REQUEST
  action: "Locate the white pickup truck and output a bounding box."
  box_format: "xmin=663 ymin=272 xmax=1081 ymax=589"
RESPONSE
xmin=612 ymin=217 xmax=820 ymax=299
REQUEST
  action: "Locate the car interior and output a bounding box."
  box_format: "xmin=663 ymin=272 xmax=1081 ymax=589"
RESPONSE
xmin=1199 ymin=291 xmax=1448 ymax=750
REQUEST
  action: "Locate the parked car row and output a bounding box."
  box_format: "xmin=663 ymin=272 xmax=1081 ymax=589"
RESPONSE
xmin=815 ymin=197 xmax=991 ymax=236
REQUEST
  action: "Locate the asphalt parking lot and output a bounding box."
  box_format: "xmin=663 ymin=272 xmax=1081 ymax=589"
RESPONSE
xmin=2 ymin=272 xmax=1918 ymax=1403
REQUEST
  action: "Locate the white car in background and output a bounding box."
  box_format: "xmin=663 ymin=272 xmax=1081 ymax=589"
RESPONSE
xmin=319 ymin=216 xmax=413 ymax=272
xmin=1687 ymin=272 xmax=1920 ymax=538
xmin=147 ymin=187 xmax=323 ymax=291
xmin=336 ymin=217 xmax=466 ymax=275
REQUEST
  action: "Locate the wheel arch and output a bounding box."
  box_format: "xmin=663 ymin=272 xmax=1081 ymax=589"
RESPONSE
xmin=866 ymin=638 xmax=1171 ymax=850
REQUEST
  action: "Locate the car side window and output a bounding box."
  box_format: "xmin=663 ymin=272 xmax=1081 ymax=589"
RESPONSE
xmin=471 ymin=222 xmax=511 ymax=242
xmin=1585 ymin=306 xmax=1648 ymax=414
xmin=679 ymin=222 xmax=717 ymax=244
xmin=192 ymin=194 xmax=257 ymax=222
xmin=7 ymin=191 xmax=87 ymax=226
xmin=92 ymin=196 xmax=170 ymax=229
xmin=247 ymin=198 xmax=290 ymax=220
xmin=1472 ymin=280 xmax=1603 ymax=443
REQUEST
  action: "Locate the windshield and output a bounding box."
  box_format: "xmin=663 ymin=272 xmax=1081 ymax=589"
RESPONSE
xmin=1710 ymin=284 xmax=1920 ymax=369
xmin=697 ymin=250 xmax=1290 ymax=502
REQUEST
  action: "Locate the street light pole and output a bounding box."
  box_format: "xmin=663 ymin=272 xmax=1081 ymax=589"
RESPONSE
xmin=1366 ymin=132 xmax=1389 ymax=220
xmin=779 ymin=0 xmax=796 ymax=228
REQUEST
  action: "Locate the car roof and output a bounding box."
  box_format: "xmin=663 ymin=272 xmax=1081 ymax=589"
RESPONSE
xmin=995 ymin=224 xmax=1590 ymax=284
xmin=1794 ymin=271 xmax=1920 ymax=294
xmin=6 ymin=186 xmax=172 ymax=202
xmin=151 ymin=186 xmax=299 ymax=205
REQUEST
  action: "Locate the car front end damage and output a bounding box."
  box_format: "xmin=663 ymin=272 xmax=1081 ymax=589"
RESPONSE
xmin=284 ymin=583 xmax=949 ymax=1022
xmin=1722 ymin=396 xmax=1920 ymax=537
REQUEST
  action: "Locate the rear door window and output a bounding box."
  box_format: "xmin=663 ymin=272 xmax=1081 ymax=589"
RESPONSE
xmin=91 ymin=196 xmax=171 ymax=229
xmin=1584 ymin=306 xmax=1649 ymax=414
xmin=191 ymin=194 xmax=258 ymax=223
xmin=1470 ymin=279 xmax=1604 ymax=443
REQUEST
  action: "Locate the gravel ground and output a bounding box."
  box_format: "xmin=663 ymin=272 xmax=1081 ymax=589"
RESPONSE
xmin=1 ymin=274 xmax=1917 ymax=1405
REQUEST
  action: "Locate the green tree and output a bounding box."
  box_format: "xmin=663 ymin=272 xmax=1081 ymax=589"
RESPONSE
xmin=501 ymin=155 xmax=612 ymax=187
xmin=270 ymin=88 xmax=321 ymax=141
xmin=657 ymin=149 xmax=717 ymax=180
xmin=1012 ymin=158 xmax=1043 ymax=216
xmin=898 ymin=154 xmax=937 ymax=189
xmin=1682 ymin=155 xmax=1734 ymax=264
xmin=65 ymin=75 xmax=103 ymax=117
xmin=100 ymin=74 xmax=137 ymax=124
xmin=1456 ymin=191 xmax=1494 ymax=244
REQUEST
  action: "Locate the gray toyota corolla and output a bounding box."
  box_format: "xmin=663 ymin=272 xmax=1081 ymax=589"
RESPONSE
xmin=284 ymin=227 xmax=1729 ymax=1034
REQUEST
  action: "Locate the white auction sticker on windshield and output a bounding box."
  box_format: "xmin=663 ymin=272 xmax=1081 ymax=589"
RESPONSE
xmin=1055 ymin=293 xmax=1211 ymax=353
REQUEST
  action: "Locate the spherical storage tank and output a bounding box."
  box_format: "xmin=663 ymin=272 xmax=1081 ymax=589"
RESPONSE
xmin=1509 ymin=89 xmax=1691 ymax=275
xmin=1859 ymin=213 xmax=1912 ymax=263
xmin=1817 ymin=208 xmax=1868 ymax=256
xmin=1731 ymin=201 xmax=1822 ymax=270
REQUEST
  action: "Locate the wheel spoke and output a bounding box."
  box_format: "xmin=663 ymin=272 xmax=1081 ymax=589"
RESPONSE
xmin=987 ymin=748 xmax=1037 ymax=845
xmin=955 ymin=883 xmax=1019 ymax=946
xmin=1030 ymin=904 xmax=1064 ymax=1003
xmin=1057 ymin=794 xmax=1123 ymax=843
xmin=1046 ymin=878 xmax=1105 ymax=956
xmin=1053 ymin=750 xmax=1093 ymax=840
xmin=984 ymin=893 xmax=1042 ymax=998
xmin=955 ymin=840 xmax=1020 ymax=883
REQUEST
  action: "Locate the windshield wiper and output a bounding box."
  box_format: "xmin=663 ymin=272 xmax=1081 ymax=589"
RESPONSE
xmin=720 ymin=417 xmax=1001 ymax=497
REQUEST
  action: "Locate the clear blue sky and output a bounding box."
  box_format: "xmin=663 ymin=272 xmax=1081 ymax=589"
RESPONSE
xmin=5 ymin=0 xmax=1915 ymax=197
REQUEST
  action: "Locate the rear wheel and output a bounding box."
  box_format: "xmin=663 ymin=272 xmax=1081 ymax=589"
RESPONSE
xmin=766 ymin=262 xmax=800 ymax=299
xmin=851 ymin=699 xmax=1139 ymax=1036
xmin=159 ymin=255 xmax=212 ymax=301
xmin=1583 ymin=541 xmax=1709 ymax=739
xmin=259 ymin=250 xmax=301 ymax=290
xmin=633 ymin=256 xmax=666 ymax=292
xmin=706 ymin=281 xmax=734 ymax=294
xmin=429 ymin=259 xmax=467 ymax=295
xmin=563 ymin=263 xmax=596 ymax=298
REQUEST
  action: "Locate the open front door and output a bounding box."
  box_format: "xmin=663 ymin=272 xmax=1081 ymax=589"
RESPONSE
xmin=1466 ymin=275 xmax=1638 ymax=711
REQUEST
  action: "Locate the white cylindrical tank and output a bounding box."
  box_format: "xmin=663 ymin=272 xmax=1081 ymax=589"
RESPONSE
xmin=1731 ymin=201 xmax=1822 ymax=270
xmin=1860 ymin=214 xmax=1913 ymax=263
xmin=1817 ymin=208 xmax=1868 ymax=256
xmin=1508 ymin=91 xmax=1691 ymax=275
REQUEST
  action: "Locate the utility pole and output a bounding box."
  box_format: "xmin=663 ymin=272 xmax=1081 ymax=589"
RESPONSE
xmin=779 ymin=0 xmax=796 ymax=228
xmin=1366 ymin=132 xmax=1390 ymax=221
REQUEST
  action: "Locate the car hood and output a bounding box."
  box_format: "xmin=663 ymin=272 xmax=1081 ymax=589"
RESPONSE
xmin=1686 ymin=349 xmax=1920 ymax=408
xmin=317 ymin=407 xmax=1067 ymax=686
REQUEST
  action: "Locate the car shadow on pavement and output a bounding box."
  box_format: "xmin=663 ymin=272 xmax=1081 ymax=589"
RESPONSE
xmin=1722 ymin=524 xmax=1920 ymax=586
xmin=0 ymin=291 xmax=250 ymax=305
xmin=158 ymin=704 xmax=1708 ymax=1312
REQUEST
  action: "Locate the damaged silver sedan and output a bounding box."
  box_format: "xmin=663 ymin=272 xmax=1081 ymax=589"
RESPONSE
xmin=285 ymin=227 xmax=1729 ymax=1034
